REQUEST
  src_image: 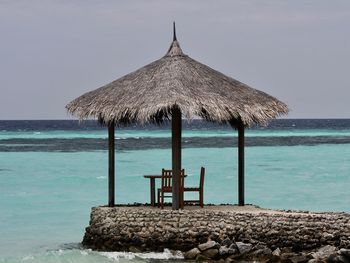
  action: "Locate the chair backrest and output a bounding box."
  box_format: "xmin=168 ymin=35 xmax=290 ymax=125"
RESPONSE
xmin=161 ymin=169 xmax=172 ymax=189
xmin=179 ymin=168 xmax=185 ymax=193
xmin=199 ymin=167 xmax=205 ymax=189
xmin=161 ymin=169 xmax=185 ymax=190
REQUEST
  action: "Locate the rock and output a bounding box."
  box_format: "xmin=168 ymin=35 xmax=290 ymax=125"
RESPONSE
xmin=198 ymin=240 xmax=218 ymax=251
xmin=340 ymin=249 xmax=350 ymax=259
xmin=322 ymin=232 xmax=334 ymax=239
xmin=338 ymin=255 xmax=350 ymax=263
xmin=236 ymin=242 xmax=252 ymax=254
xmin=131 ymin=235 xmax=142 ymax=245
xmin=254 ymin=243 xmax=269 ymax=250
xmin=196 ymin=254 xmax=210 ymax=261
xmin=289 ymin=255 xmax=309 ymax=263
xmin=311 ymin=245 xmax=337 ymax=260
xmin=227 ymin=247 xmax=238 ymax=256
xmin=219 ymin=246 xmax=229 ymax=256
xmin=83 ymin=206 xmax=350 ymax=255
xmin=341 ymin=240 xmax=350 ymax=248
xmin=219 ymin=246 xmax=239 ymax=257
xmin=225 ymin=254 xmax=241 ymax=262
xmin=184 ymin=247 xmax=201 ymax=259
xmin=282 ymin=247 xmax=293 ymax=254
xmin=229 ymin=243 xmax=237 ymax=250
xmin=210 ymin=232 xmax=220 ymax=240
xmin=128 ymin=246 xmax=141 ymax=253
xmin=281 ymin=252 xmax=299 ymax=261
xmin=202 ymin=248 xmax=219 ymax=259
xmin=225 ymin=257 xmax=235 ymax=263
xmin=252 ymin=247 xmax=273 ymax=258
xmin=327 ymin=254 xmax=341 ymax=263
xmin=224 ymin=243 xmax=238 ymax=255
xmin=222 ymin=237 xmax=233 ymax=247
xmin=272 ymin=247 xmax=282 ymax=257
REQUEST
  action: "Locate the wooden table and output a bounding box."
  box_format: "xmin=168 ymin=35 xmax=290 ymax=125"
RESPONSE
xmin=144 ymin=174 xmax=187 ymax=207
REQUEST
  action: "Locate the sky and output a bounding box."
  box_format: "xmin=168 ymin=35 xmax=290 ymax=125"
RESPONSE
xmin=0 ymin=0 xmax=349 ymax=119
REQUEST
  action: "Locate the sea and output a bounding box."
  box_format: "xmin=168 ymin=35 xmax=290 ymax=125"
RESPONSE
xmin=0 ymin=119 xmax=350 ymax=262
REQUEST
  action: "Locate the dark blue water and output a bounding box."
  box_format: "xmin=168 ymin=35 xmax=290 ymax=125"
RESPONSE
xmin=1 ymin=119 xmax=350 ymax=152
xmin=2 ymin=119 xmax=350 ymax=131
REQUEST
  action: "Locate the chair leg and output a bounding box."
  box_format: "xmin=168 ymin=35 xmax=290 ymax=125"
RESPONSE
xmin=180 ymin=191 xmax=183 ymax=209
xmin=161 ymin=191 xmax=164 ymax=209
xmin=157 ymin=190 xmax=160 ymax=208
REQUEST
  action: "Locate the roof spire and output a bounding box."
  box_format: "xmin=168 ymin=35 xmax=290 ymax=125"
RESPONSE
xmin=165 ymin=21 xmax=184 ymax=57
xmin=173 ymin=21 xmax=177 ymax=41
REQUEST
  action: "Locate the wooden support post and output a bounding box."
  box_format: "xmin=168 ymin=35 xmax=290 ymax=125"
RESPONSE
xmin=108 ymin=123 xmax=115 ymax=207
xmin=238 ymin=121 xmax=245 ymax=206
xmin=172 ymin=107 xmax=182 ymax=210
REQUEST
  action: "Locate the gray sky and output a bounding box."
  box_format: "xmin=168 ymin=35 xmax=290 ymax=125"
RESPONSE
xmin=0 ymin=0 xmax=349 ymax=119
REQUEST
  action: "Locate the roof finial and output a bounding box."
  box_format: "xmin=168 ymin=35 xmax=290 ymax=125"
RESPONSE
xmin=165 ymin=21 xmax=183 ymax=56
xmin=173 ymin=21 xmax=177 ymax=41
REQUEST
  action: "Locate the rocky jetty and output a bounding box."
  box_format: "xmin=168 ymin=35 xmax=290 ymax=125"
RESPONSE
xmin=184 ymin=240 xmax=350 ymax=262
xmin=82 ymin=206 xmax=350 ymax=262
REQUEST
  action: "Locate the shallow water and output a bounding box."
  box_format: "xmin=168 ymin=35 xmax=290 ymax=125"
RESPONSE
xmin=0 ymin=248 xmax=184 ymax=263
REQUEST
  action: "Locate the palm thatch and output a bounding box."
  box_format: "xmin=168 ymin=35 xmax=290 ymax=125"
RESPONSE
xmin=66 ymin=28 xmax=288 ymax=127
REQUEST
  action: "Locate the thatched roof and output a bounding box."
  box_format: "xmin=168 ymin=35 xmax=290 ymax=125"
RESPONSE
xmin=66 ymin=25 xmax=288 ymax=127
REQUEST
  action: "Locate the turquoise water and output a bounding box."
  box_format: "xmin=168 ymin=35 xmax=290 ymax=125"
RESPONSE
xmin=1 ymin=122 xmax=350 ymax=262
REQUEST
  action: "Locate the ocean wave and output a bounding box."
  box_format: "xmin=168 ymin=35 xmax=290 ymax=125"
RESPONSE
xmin=0 ymin=248 xmax=184 ymax=263
xmin=99 ymin=249 xmax=183 ymax=260
xmin=2 ymin=131 xmax=350 ymax=140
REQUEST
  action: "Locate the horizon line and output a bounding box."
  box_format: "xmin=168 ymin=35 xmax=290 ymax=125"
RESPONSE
xmin=1 ymin=118 xmax=350 ymax=121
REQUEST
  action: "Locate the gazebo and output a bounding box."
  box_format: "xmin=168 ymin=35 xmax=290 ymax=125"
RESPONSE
xmin=66 ymin=24 xmax=288 ymax=210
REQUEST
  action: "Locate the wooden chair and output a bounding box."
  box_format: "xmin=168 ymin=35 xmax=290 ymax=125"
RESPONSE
xmin=158 ymin=169 xmax=185 ymax=209
xmin=183 ymin=167 xmax=205 ymax=208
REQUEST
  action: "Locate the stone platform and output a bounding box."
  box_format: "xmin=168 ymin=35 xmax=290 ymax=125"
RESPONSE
xmin=82 ymin=205 xmax=350 ymax=261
